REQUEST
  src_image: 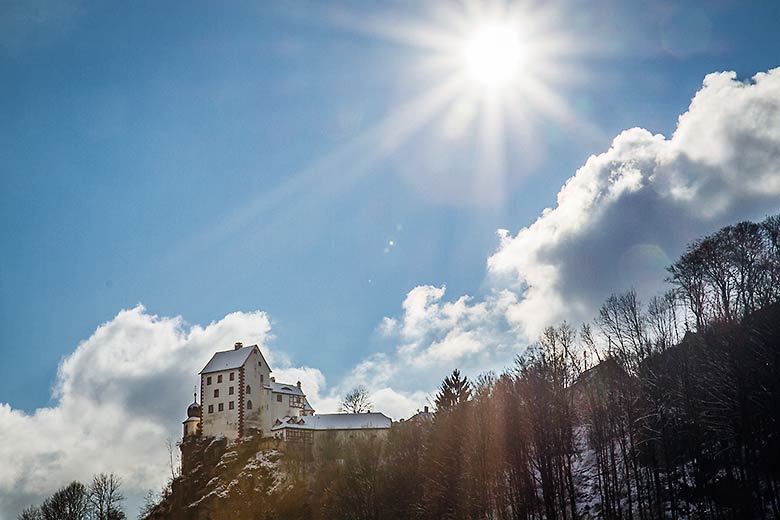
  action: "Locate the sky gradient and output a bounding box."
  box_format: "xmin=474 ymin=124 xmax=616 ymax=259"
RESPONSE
xmin=2 ymin=1 xmax=780 ymax=516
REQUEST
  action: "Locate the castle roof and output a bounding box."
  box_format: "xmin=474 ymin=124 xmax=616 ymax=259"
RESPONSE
xmin=187 ymin=401 xmax=201 ymax=418
xmin=199 ymin=344 xmax=271 ymax=375
xmin=270 ymin=412 xmax=391 ymax=432
xmin=265 ymin=381 xmax=305 ymax=396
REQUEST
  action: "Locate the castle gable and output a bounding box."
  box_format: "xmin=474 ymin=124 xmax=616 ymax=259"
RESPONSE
xmin=199 ymin=344 xmax=271 ymax=375
xmin=266 ymin=381 xmax=305 ymax=396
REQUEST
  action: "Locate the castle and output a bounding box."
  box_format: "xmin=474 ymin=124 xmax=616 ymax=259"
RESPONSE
xmin=183 ymin=342 xmax=391 ymax=443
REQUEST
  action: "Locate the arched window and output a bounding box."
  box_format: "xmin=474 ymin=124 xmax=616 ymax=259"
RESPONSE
xmin=246 ymin=400 xmax=253 ymax=410
xmin=246 ymin=385 xmax=251 ymax=394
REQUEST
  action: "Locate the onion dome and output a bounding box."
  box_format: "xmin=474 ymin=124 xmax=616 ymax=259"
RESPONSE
xmin=187 ymin=400 xmax=201 ymax=418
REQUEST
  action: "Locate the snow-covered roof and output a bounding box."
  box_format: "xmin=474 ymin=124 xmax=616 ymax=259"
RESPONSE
xmin=265 ymin=381 xmax=305 ymax=396
xmin=200 ymin=345 xmax=270 ymax=375
xmin=270 ymin=413 xmax=392 ymax=432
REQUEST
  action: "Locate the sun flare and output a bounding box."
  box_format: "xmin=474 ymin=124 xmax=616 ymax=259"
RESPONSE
xmin=461 ymin=24 xmax=525 ymax=90
xmin=324 ymin=1 xmax=591 ymax=206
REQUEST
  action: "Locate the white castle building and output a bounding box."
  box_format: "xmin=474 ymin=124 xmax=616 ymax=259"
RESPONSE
xmin=183 ymin=342 xmax=314 ymax=440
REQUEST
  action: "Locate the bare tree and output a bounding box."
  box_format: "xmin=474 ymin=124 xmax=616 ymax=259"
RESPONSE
xmin=647 ymin=290 xmax=682 ymax=351
xmin=40 ymin=481 xmax=89 ymax=520
xmin=668 ymin=245 xmax=708 ymax=330
xmin=89 ymin=473 xmax=126 ymax=520
xmin=166 ymin=438 xmax=180 ymax=482
xmin=341 ymin=385 xmax=372 ymax=413
xmin=136 ymin=490 xmax=160 ymax=520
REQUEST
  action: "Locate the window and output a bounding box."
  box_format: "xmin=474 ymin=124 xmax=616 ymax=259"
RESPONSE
xmin=214 ymin=389 xmax=219 ymax=398
xmin=229 ymin=401 xmax=234 ymax=410
xmin=229 ymin=372 xmax=235 ymax=381
xmin=247 ymin=400 xmax=253 ymax=410
xmin=260 ymin=374 xmax=264 ymax=383
xmin=286 ymin=429 xmax=313 ymax=442
xmin=229 ymin=386 xmax=234 ymax=395
xmin=217 ymin=374 xmax=223 ymax=383
xmin=208 ymin=405 xmax=214 ymax=413
xmin=206 ymin=376 xmax=212 ymax=385
xmin=258 ymin=360 xmax=262 ymax=367
xmin=246 ymin=385 xmax=251 ymax=394
xmin=290 ymin=395 xmax=304 ymax=408
xmin=276 ymin=394 xmax=282 ymax=402
xmin=218 ymin=403 xmax=224 ymax=412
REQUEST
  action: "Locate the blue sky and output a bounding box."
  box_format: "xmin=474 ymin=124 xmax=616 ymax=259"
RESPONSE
xmin=1 ymin=0 xmax=779 ymax=412
xmin=3 ymin=1 xmax=780 ymax=516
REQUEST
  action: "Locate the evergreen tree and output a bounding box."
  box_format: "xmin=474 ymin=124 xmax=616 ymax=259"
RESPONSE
xmin=434 ymin=369 xmax=472 ymax=411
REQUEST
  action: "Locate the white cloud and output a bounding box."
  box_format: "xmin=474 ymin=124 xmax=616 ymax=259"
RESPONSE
xmin=327 ymin=286 xmax=519 ymax=413
xmin=370 ymin=388 xmax=430 ymax=420
xmin=488 ymin=68 xmax=780 ymax=338
xmin=0 ymin=305 xmax=326 ymax=518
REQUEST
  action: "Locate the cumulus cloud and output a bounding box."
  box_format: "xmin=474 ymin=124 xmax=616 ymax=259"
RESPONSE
xmin=489 ymin=68 xmax=780 ymax=338
xmin=369 ymin=67 xmax=780 ymax=392
xmin=332 ymin=286 xmax=520 ymax=411
xmin=0 ymin=305 xmax=326 ymax=518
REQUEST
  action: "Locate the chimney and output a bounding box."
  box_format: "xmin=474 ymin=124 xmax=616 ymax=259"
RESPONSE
xmin=424 ymin=406 xmax=429 ymax=414
xmin=296 ymin=381 xmax=301 ymax=389
xmin=234 ymin=342 xmax=243 ymax=350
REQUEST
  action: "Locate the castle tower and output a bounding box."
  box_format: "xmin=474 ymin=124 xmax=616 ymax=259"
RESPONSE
xmin=182 ymin=394 xmax=201 ymax=440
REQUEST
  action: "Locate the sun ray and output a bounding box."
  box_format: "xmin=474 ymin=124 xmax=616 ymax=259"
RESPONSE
xmin=174 ymin=0 xmax=599 ymax=258
xmin=303 ymin=1 xmax=597 ymax=208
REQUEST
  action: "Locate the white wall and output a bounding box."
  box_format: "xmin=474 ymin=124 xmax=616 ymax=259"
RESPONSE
xmin=201 ymin=367 xmax=241 ymax=439
xmin=242 ymin=348 xmax=271 ymax=434
xmin=264 ymin=388 xmax=306 ymax=434
xmin=200 ymin=347 xmax=272 ymax=439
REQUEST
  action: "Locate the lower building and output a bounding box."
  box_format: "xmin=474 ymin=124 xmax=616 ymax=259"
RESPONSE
xmin=270 ymin=412 xmax=392 ymax=449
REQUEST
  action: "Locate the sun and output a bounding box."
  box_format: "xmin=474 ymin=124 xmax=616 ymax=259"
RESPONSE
xmin=305 ymin=1 xmax=591 ymax=206
xmin=460 ymin=23 xmax=525 ymax=90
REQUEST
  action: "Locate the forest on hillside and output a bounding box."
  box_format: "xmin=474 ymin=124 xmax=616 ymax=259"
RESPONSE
xmin=23 ymin=214 xmax=780 ymax=520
